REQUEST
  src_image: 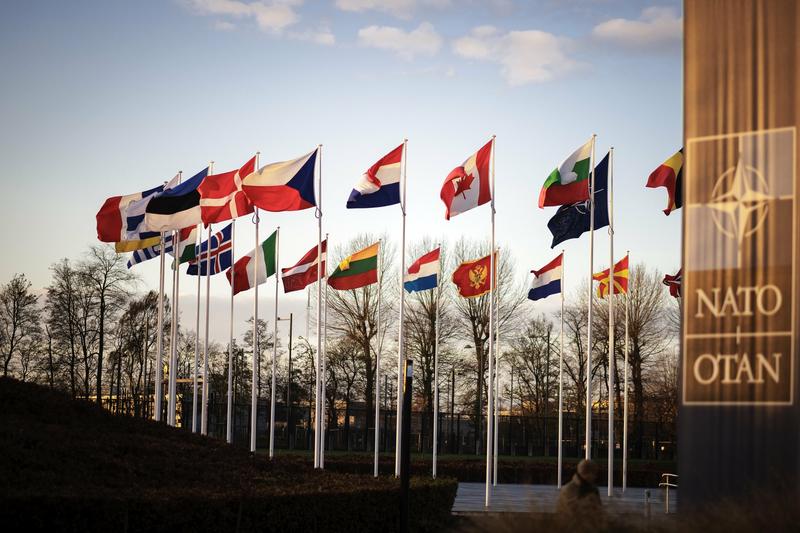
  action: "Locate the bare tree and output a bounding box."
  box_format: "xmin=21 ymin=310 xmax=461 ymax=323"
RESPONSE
xmin=1 ymin=274 xmax=40 ymax=377
xmin=327 ymin=337 xmax=364 ymax=450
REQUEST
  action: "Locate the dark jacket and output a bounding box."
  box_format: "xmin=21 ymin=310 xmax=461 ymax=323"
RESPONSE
xmin=556 ymin=473 xmax=607 ymax=531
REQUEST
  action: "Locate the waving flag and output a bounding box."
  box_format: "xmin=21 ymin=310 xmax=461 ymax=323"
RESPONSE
xmin=145 ymin=167 xmax=208 ymax=231
xmin=593 ymin=255 xmax=629 ymax=298
xmin=242 ymin=149 xmax=317 ymax=211
xmin=663 ymin=268 xmax=682 ymax=298
xmin=115 ymin=174 xmax=182 ymax=252
xmin=646 ymin=148 xmax=683 ymax=215
xmin=547 ymin=153 xmax=610 ymax=248
xmin=328 ymin=242 xmax=379 ymax=290
xmin=282 ymin=240 xmax=327 ymax=293
xmin=539 ymin=138 xmax=593 ymax=208
xmin=347 ymin=144 xmax=403 ymax=208
xmin=187 ymin=224 xmax=233 ymax=276
xmin=126 ymin=226 xmax=196 ymax=269
xmin=452 ymin=252 xmax=496 ymax=298
xmin=226 ymin=230 xmax=277 ymax=296
xmin=404 ymin=248 xmax=440 ymax=293
xmin=528 ymin=253 xmax=563 ymax=301
xmin=440 ymin=139 xmax=493 ymax=220
xmin=199 ymin=157 xmax=256 ymax=224
xmin=96 ymin=179 xmax=171 ymax=243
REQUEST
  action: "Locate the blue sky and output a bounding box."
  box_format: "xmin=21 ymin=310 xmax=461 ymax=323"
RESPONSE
xmin=0 ymin=0 xmax=682 ymax=342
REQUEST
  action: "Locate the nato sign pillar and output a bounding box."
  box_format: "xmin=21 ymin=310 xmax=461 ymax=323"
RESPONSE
xmin=681 ymin=0 xmax=800 ymax=510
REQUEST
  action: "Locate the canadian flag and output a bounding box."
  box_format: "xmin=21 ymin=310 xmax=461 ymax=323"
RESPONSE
xmin=440 ymin=139 xmax=493 ymax=220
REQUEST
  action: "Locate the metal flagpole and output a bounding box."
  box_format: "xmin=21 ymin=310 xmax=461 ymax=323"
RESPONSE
xmin=493 ymin=258 xmax=499 ymax=486
xmin=607 ymin=147 xmax=615 ymax=496
xmin=251 ymin=207 xmax=260 ymax=453
xmin=374 ymin=238 xmax=383 ymax=478
xmin=485 ymin=135 xmax=496 ymax=507
xmin=622 ymin=250 xmax=630 ymax=493
xmin=226 ymin=221 xmax=236 ymax=443
xmin=192 ymin=224 xmax=201 ymax=433
xmin=269 ymin=227 xmax=280 ymax=459
xmin=168 ymin=230 xmax=181 ymax=426
xmin=321 ymin=232 xmax=329 ymax=469
xmin=155 ymin=231 xmax=166 ymax=422
xmin=314 ymin=145 xmax=323 ymax=469
xmin=557 ymin=250 xmax=565 ymax=488
xmin=585 ymin=134 xmax=597 ymax=460
xmin=395 ymin=138 xmax=408 ymax=477
xmin=202 ymin=222 xmax=212 ymax=436
xmin=432 ymin=243 xmax=441 ymax=479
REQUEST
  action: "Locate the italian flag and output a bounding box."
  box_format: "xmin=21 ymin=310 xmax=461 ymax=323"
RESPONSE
xmin=226 ymin=230 xmax=277 ymax=295
xmin=538 ymin=138 xmax=593 ymax=208
xmin=328 ymin=242 xmax=379 ymax=290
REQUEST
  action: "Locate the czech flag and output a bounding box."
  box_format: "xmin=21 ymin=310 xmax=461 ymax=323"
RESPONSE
xmin=528 ymin=253 xmax=563 ymax=301
xmin=347 ymin=143 xmax=403 ymax=208
xmin=404 ymin=248 xmax=440 ymax=293
xmin=242 ymin=149 xmax=317 ymax=212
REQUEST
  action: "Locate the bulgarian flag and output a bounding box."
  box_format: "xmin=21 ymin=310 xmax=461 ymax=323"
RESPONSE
xmin=538 ymin=138 xmax=593 ymax=208
xmin=328 ymin=242 xmax=379 ymax=290
xmin=226 ymin=230 xmax=277 ymax=296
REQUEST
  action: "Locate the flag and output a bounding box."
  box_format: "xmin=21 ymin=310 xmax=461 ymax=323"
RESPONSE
xmin=328 ymin=242 xmax=379 ymax=290
xmin=347 ymin=144 xmax=403 ymax=209
xmin=663 ymin=268 xmax=682 ymax=298
xmin=96 ymin=179 xmax=170 ymax=243
xmin=199 ymin=156 xmax=256 ymax=224
xmin=593 ymin=255 xmax=629 ymax=298
xmin=546 ymin=153 xmax=610 ymax=248
xmin=187 ymin=223 xmax=233 ymax=276
xmin=440 ymin=139 xmax=493 ymax=220
xmin=241 ymin=149 xmax=317 ymax=211
xmin=144 ymin=167 xmax=208 ymax=232
xmin=646 ymin=148 xmax=683 ymax=215
xmin=225 ymin=230 xmax=277 ymax=296
xmin=126 ymin=226 xmax=197 ymax=269
xmin=404 ymin=248 xmax=440 ymax=293
xmin=539 ymin=137 xmax=593 ymax=208
xmin=452 ymin=252 xmax=496 ymax=298
xmin=282 ymin=240 xmax=327 ymax=293
xmin=528 ymin=253 xmax=563 ymax=301
xmin=115 ymin=174 xmax=182 ymax=252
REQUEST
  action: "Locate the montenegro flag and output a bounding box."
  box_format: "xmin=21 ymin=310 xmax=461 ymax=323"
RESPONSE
xmin=593 ymin=255 xmax=629 ymax=298
xmin=452 ymin=252 xmax=497 ymax=298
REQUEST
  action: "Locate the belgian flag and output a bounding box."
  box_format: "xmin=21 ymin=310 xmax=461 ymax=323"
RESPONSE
xmin=646 ymin=148 xmax=683 ymax=215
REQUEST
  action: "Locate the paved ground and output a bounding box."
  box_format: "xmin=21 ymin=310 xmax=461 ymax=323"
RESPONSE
xmin=452 ymin=482 xmax=678 ymax=515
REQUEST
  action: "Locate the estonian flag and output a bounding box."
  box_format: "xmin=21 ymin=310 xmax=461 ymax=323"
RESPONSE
xmin=144 ymin=167 xmax=208 ymax=232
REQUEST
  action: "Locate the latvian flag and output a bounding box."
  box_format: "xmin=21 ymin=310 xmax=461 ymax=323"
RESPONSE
xmin=404 ymin=248 xmax=440 ymax=293
xmin=347 ymin=143 xmax=403 ymax=208
xmin=187 ymin=223 xmax=233 ymax=276
xmin=226 ymin=230 xmax=277 ymax=296
xmin=242 ymin=149 xmax=317 ymax=211
xmin=281 ymin=240 xmax=327 ymax=293
xmin=528 ymin=253 xmax=563 ymax=301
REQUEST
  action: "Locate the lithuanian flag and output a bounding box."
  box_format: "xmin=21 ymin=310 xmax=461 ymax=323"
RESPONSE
xmin=328 ymin=242 xmax=379 ymax=290
xmin=593 ymin=255 xmax=629 ymax=298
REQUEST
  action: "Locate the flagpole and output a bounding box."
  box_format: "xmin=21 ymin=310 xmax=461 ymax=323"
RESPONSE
xmin=432 ymin=243 xmax=441 ymax=479
xmin=585 ymin=134 xmax=597 ymax=460
xmin=395 ymin=138 xmax=408 ymax=477
xmin=374 ymin=238 xmax=383 ymax=478
xmin=607 ymin=147 xmax=615 ymax=496
xmin=269 ymin=226 xmax=280 ymax=459
xmin=485 ymin=134 xmax=496 ymax=507
xmin=321 ymin=232 xmax=329 ymax=469
xmin=227 ymin=220 xmax=236 ymax=444
xmin=155 ymin=231 xmax=166 ymax=422
xmin=623 ymin=250 xmax=630 ymax=493
xmin=493 ymin=254 xmax=499 ymax=487
xmin=557 ymin=250 xmax=565 ymax=488
xmin=193 ymin=224 xmax=201 ymax=433
xmin=202 ymin=222 xmax=212 ymax=436
xmin=314 ymin=144 xmax=323 ymax=469
xmin=251 ymin=207 xmax=260 ymax=453
xmin=168 ymin=229 xmax=180 ymax=427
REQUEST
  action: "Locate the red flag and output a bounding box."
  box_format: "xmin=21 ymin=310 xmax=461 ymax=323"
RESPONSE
xmin=281 ymin=240 xmax=327 ymax=293
xmin=646 ymin=148 xmax=683 ymax=215
xmin=593 ymin=255 xmax=629 ymax=298
xmin=663 ymin=269 xmax=682 ymax=298
xmin=199 ymin=156 xmax=256 ymax=224
xmin=451 ymin=252 xmax=497 ymax=298
xmin=440 ymin=139 xmax=493 ymax=220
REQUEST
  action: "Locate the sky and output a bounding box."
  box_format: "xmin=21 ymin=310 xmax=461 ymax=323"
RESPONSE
xmin=0 ymin=0 xmax=682 ymax=345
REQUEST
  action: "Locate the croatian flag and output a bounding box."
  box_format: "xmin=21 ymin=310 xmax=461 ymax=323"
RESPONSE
xmin=242 ymin=149 xmax=317 ymax=212
xmin=528 ymin=253 xmax=563 ymax=301
xmin=404 ymin=248 xmax=440 ymax=293
xmin=347 ymin=143 xmax=403 ymax=208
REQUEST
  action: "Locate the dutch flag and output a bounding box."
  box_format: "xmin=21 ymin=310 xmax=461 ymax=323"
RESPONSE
xmin=404 ymin=248 xmax=440 ymax=293
xmin=528 ymin=253 xmax=563 ymax=301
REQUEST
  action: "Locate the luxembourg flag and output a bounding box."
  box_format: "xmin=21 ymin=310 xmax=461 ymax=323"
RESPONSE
xmin=528 ymin=253 xmax=563 ymax=301
xmin=242 ymin=149 xmax=317 ymax=211
xmin=347 ymin=143 xmax=403 ymax=208
xmin=404 ymin=248 xmax=440 ymax=293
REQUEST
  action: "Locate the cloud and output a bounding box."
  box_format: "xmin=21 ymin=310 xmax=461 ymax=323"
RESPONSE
xmin=592 ymin=7 xmax=682 ymax=48
xmin=290 ymin=27 xmax=336 ymax=46
xmin=214 ymin=20 xmax=237 ymax=31
xmin=358 ymin=22 xmax=443 ymax=60
xmin=182 ymin=0 xmax=302 ymax=33
xmin=336 ymin=0 xmax=450 ymax=20
xmin=453 ymin=26 xmax=577 ymax=86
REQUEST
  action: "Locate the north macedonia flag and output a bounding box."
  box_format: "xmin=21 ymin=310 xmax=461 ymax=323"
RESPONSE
xmin=452 ymin=252 xmax=497 ymax=298
xmin=593 ymin=255 xmax=629 ymax=298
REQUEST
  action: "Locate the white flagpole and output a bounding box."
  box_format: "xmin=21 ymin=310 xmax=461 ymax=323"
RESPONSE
xmin=493 ymin=257 xmax=499 ymax=486
xmin=192 ymin=224 xmax=201 ymax=433
xmin=585 ymin=134 xmax=597 ymax=460
xmin=622 ymin=250 xmax=630 ymax=493
xmin=432 ymin=243 xmax=441 ymax=479
xmin=485 ymin=134 xmax=496 ymax=507
xmin=395 ymin=138 xmax=408 ymax=477
xmin=269 ymin=227 xmax=280 ymax=459
xmin=374 ymin=238 xmax=383 ymax=478
xmin=201 ymin=222 xmax=212 ymax=436
xmin=251 ymin=208 xmax=260 ymax=453
xmin=607 ymin=147 xmax=615 ymax=496
xmin=557 ymin=250 xmax=565 ymax=488
xmin=321 ymin=232 xmax=329 ymax=469
xmin=168 ymin=229 xmax=180 ymax=427
xmin=314 ymin=145 xmax=323 ymax=469
xmin=155 ymin=231 xmax=166 ymax=422
xmin=227 ymin=221 xmax=236 ymax=443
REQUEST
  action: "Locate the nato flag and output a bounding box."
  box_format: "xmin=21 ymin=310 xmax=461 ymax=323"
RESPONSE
xmin=547 ymin=152 xmax=610 ymax=248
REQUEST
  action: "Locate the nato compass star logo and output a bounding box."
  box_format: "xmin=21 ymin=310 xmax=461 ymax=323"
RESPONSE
xmin=707 ymin=157 xmax=772 ymax=245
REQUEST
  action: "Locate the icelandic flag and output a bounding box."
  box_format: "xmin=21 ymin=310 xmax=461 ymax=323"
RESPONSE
xmin=404 ymin=248 xmax=440 ymax=293
xmin=187 ymin=223 xmax=233 ymax=276
xmin=347 ymin=143 xmax=403 ymax=208
xmin=242 ymin=149 xmax=317 ymax=211
xmin=528 ymin=253 xmax=563 ymax=301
